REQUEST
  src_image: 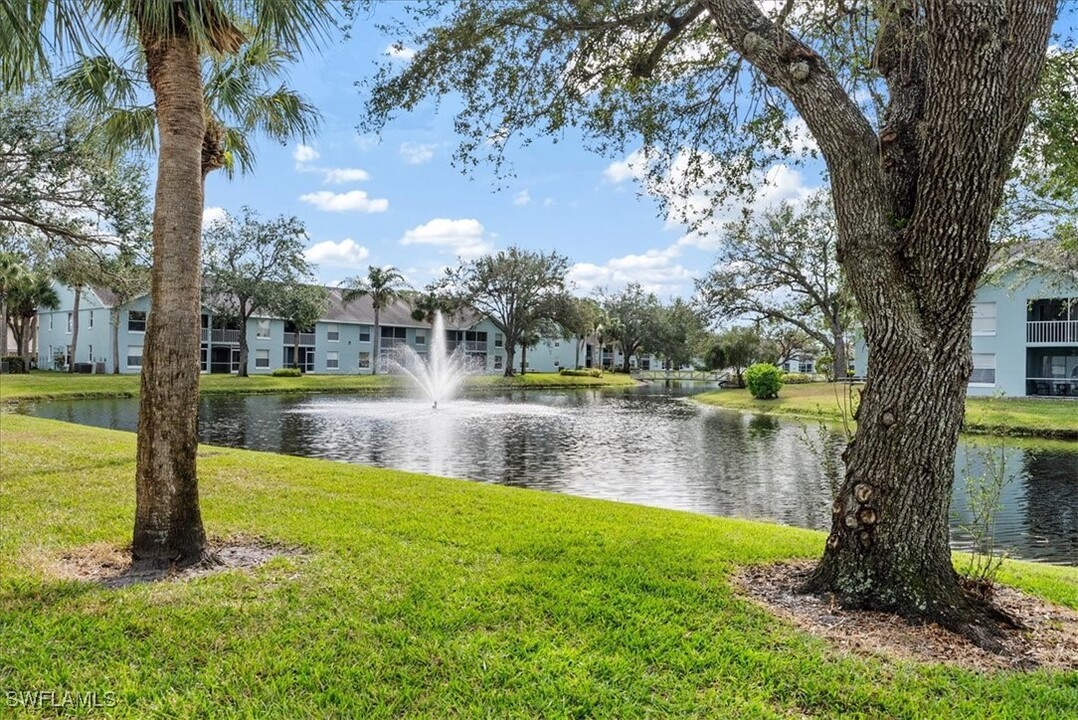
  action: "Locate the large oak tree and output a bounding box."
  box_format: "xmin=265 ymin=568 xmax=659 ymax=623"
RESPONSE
xmin=359 ymin=0 xmax=1058 ymax=646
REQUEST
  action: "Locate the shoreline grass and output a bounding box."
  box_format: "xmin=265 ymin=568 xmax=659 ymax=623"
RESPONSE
xmin=0 ymin=369 xmax=638 ymax=404
xmin=695 ymin=384 xmax=1078 ymax=440
xmin=1 ymin=414 xmax=1076 ymax=718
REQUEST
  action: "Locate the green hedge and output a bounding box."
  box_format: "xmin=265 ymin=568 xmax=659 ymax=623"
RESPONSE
xmin=1 ymin=355 xmax=27 ymax=374
xmin=745 ymin=363 xmax=784 ymax=399
xmin=271 ymin=367 xmax=303 ymax=377
xmin=781 ymin=372 xmax=813 ymax=384
xmin=559 ymin=367 xmax=603 ymax=378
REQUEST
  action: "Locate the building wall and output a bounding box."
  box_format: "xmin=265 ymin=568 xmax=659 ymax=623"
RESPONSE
xmin=852 ymin=269 xmax=1077 ymax=397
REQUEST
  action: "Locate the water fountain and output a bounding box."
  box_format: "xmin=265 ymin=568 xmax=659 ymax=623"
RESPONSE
xmin=389 ymin=311 xmax=472 ymax=408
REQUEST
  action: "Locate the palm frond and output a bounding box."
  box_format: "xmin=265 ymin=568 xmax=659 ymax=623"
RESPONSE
xmin=55 ymin=54 xmax=141 ymax=115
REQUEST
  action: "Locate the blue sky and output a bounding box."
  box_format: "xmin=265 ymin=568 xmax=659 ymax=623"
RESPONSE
xmin=202 ymin=5 xmax=825 ymax=300
xmin=202 ymin=3 xmax=1074 ymax=300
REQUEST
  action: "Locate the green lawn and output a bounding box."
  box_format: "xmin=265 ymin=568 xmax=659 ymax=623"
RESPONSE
xmin=1 ymin=415 xmax=1075 ymax=718
xmin=0 ymin=369 xmax=637 ymax=402
xmin=695 ymin=384 xmax=1078 ymax=440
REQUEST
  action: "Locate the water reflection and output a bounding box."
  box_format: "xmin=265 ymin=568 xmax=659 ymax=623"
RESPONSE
xmin=24 ymin=386 xmax=1078 ymax=565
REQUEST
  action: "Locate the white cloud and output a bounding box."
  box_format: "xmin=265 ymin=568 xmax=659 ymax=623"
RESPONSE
xmin=399 ymin=141 xmax=436 ymax=165
xmin=385 ymin=43 xmax=417 ymax=61
xmin=513 ymin=189 xmax=531 ymax=206
xmin=603 ymin=149 xmax=646 ymax=184
xmin=299 ymin=190 xmax=389 ymax=213
xmin=202 ymin=206 xmax=227 ymax=228
xmin=293 ymin=144 xmax=320 ymax=163
xmin=399 ymin=218 xmax=493 ymax=259
xmin=322 ymin=168 xmax=371 ymax=184
xmin=543 ymin=198 xmax=555 ymax=208
xmin=304 ymin=239 xmax=371 ymax=269
xmin=568 ymin=245 xmax=693 ymax=295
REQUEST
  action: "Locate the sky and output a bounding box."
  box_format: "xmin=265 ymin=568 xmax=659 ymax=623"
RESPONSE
xmin=201 ymin=3 xmax=1075 ymax=301
xmin=202 ymin=4 xmax=825 ymax=301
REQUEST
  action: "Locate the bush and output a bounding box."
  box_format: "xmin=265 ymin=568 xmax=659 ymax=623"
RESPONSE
xmin=782 ymin=372 xmax=813 ymax=384
xmin=1 ymin=355 xmax=27 ymax=374
xmin=271 ymin=367 xmax=302 ymax=377
xmin=559 ymin=367 xmax=602 ymax=378
xmin=745 ymin=363 xmax=784 ymax=399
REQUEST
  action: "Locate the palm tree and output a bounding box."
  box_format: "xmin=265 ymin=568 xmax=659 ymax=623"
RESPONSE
xmin=6 ymin=271 xmax=60 ymax=364
xmin=0 ymin=252 xmax=27 ymax=358
xmin=343 ymin=266 xmax=409 ymax=375
xmin=1 ymin=2 xmax=336 ymax=569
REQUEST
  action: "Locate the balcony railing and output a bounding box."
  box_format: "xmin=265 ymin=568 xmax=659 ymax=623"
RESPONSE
xmin=283 ymin=332 xmax=316 ymax=346
xmin=379 ymin=337 xmax=408 ymax=349
xmin=1026 ymin=320 xmax=1078 ymax=344
xmin=203 ymin=328 xmax=241 ymax=344
xmin=1026 ymin=377 xmax=1077 ymax=397
xmin=447 ymin=340 xmax=488 ymax=353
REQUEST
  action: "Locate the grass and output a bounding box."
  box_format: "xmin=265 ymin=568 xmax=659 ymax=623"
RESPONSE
xmin=1 ymin=414 xmax=1076 ymax=718
xmin=0 ymin=369 xmax=637 ymax=403
xmin=695 ymin=384 xmax=1078 ymax=440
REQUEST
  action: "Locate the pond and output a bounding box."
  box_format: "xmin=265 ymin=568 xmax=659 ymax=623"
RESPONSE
xmin=25 ymin=385 xmax=1078 ymax=565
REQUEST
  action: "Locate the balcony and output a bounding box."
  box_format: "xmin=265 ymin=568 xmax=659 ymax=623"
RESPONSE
xmin=202 ymin=328 xmax=241 ymax=344
xmin=283 ymin=332 xmax=316 ymax=346
xmin=1026 ymin=320 xmax=1078 ymax=345
xmin=447 ymin=340 xmax=488 ymax=353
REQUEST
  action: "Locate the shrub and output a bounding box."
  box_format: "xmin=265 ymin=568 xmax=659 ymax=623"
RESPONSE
xmin=782 ymin=372 xmax=813 ymax=384
xmin=1 ymin=355 xmax=27 ymax=374
xmin=559 ymin=367 xmax=602 ymax=378
xmin=745 ymin=363 xmax=784 ymax=399
xmin=271 ymin=367 xmax=302 ymax=377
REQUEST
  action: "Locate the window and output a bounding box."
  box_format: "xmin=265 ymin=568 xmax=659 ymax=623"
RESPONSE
xmin=49 ymin=314 xmax=54 ymax=331
xmin=88 ymin=310 xmax=94 ymax=329
xmin=972 ymin=302 xmax=997 ymax=336
xmin=255 ymin=349 xmax=270 ymax=368
xmin=256 ymin=318 xmax=270 ymax=339
xmin=326 ymin=323 xmax=339 ymax=342
xmin=358 ymin=351 xmax=370 ymax=369
xmin=415 ymin=333 xmax=426 ymax=346
xmin=970 ymin=353 xmax=996 ymax=385
xmin=128 ymin=310 xmax=146 ymax=333
xmin=381 ymin=326 xmax=407 ymax=339
xmin=66 ymin=313 xmax=73 ymax=333
xmin=88 ymin=344 xmax=93 ymax=361
xmin=359 ymin=327 xmax=371 ymax=342
xmin=494 ymin=333 xmax=504 ymax=348
xmin=494 ymin=355 xmax=503 ymax=370
xmin=326 ymin=351 xmax=339 ymax=370
xmin=126 ymin=345 xmax=143 ymax=368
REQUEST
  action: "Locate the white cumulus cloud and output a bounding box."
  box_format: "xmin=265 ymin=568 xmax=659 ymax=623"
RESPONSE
xmin=304 ymin=239 xmax=371 ymax=269
xmin=568 ymin=245 xmax=693 ymax=295
xmin=399 ymin=141 xmax=436 ymax=165
xmin=603 ymin=149 xmax=647 ymax=184
xmin=299 ymin=190 xmax=389 ymax=213
xmin=322 ymin=168 xmax=371 ymax=184
xmin=513 ymin=189 xmax=531 ymax=206
xmin=202 ymin=206 xmax=228 ymax=229
xmin=400 ymin=218 xmax=492 ymax=259
xmin=385 ymin=43 xmax=417 ymax=61
xmin=293 ymin=144 xmax=320 ymax=163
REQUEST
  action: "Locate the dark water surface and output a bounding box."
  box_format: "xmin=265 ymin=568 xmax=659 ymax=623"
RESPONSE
xmin=25 ymin=385 xmax=1078 ymax=565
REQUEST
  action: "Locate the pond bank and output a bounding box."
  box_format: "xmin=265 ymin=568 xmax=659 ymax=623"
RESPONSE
xmin=0 ymin=369 xmax=638 ymax=403
xmin=2 ymin=414 xmax=1076 ymax=718
xmin=694 ymin=384 xmax=1078 ymax=440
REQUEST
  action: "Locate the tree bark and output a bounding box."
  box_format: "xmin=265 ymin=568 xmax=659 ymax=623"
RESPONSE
xmin=831 ymin=323 xmax=847 ymax=381
xmin=132 ymin=20 xmax=209 ymax=569
xmin=111 ymin=307 xmax=121 ymax=374
xmin=237 ymin=300 xmax=250 ymax=377
xmin=67 ymin=286 xmax=81 ymax=372
xmin=520 ymin=342 xmax=527 ymax=375
xmin=0 ymin=293 xmax=8 ymax=357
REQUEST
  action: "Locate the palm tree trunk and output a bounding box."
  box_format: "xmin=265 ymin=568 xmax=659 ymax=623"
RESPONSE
xmin=27 ymin=314 xmax=38 ymax=367
xmin=132 ymin=22 xmax=209 ymax=569
xmin=0 ymin=293 xmax=8 ymax=358
xmin=372 ymin=307 xmax=380 ymax=375
xmin=237 ymin=302 xmax=250 ymax=377
xmin=68 ymin=286 xmax=81 ymax=372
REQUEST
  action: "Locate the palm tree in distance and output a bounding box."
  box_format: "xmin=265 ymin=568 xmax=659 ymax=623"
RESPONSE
xmin=0 ymin=252 xmax=27 ymax=358
xmin=1 ymin=1 xmax=336 ymax=570
xmin=343 ymin=266 xmax=409 ymax=375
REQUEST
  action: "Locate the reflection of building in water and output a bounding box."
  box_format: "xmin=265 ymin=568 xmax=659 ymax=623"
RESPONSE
xmin=1021 ymin=451 xmax=1078 ymax=565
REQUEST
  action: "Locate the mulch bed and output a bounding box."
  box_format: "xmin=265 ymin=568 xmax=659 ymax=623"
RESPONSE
xmin=50 ymin=537 xmax=303 ymax=589
xmin=733 ymin=561 xmax=1078 ymax=672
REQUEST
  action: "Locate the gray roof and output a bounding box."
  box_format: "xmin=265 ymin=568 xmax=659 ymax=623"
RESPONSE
xmin=82 ymin=283 xmax=489 ymax=330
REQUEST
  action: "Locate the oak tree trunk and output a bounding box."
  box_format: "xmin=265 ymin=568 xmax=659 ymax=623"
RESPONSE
xmin=520 ymin=343 xmax=527 ymax=375
xmin=132 ymin=21 xmax=209 ymax=569
xmin=831 ymin=324 xmax=847 ymax=381
xmin=237 ymin=300 xmax=250 ymax=377
xmin=111 ymin=307 xmax=121 ymax=374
